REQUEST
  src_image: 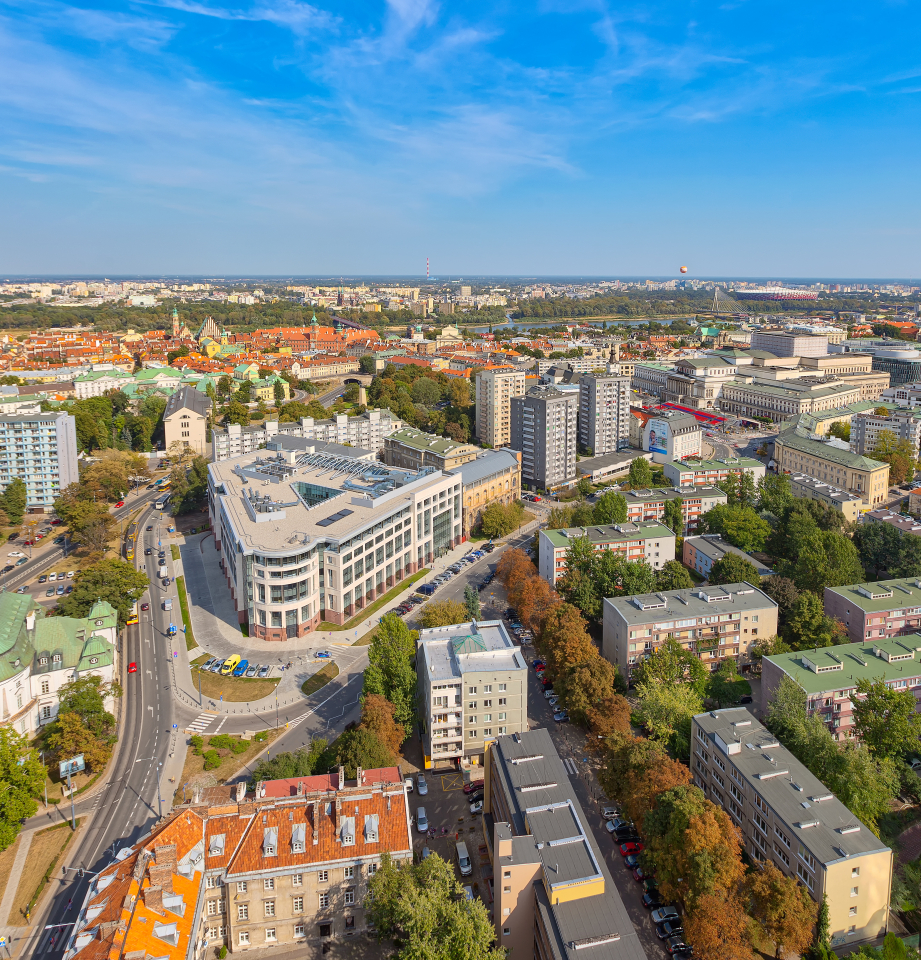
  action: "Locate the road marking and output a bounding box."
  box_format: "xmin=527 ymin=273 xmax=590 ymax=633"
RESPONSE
xmin=213 ymin=715 xmax=228 ymax=734
xmin=562 ymin=757 xmax=578 ymax=776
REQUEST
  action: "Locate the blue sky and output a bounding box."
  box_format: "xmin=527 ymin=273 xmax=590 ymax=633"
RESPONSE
xmin=1 ymin=0 xmax=920 ymax=277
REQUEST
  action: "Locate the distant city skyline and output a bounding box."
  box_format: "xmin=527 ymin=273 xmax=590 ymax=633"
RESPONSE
xmin=0 ymin=1 xmax=918 ymax=276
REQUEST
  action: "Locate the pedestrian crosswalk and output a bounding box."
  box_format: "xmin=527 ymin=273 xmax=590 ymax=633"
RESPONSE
xmin=186 ymin=712 xmax=217 ymax=734
xmin=562 ymin=757 xmax=578 ymax=777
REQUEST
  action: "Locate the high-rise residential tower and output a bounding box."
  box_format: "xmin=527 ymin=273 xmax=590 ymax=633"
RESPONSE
xmin=475 ymin=369 xmax=525 ymax=448
xmin=510 ymin=386 xmax=577 ymax=491
xmin=578 ymin=373 xmax=630 ymax=454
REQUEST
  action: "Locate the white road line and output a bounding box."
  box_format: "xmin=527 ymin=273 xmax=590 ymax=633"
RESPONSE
xmin=213 ymin=715 xmax=228 ymax=734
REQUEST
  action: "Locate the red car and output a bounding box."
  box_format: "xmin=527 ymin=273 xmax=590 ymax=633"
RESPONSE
xmin=50 ymin=519 xmax=62 ymax=525
xmin=128 ymin=662 xmax=138 ymax=674
xmin=620 ymin=841 xmax=644 ymax=857
xmin=115 ymin=500 xmax=125 ymax=508
xmin=533 ymin=496 xmax=542 ymax=502
xmin=633 ymin=867 xmax=651 ymax=883
xmin=463 ymin=781 xmax=485 ymax=795
xmin=140 ymin=602 xmax=149 ymax=611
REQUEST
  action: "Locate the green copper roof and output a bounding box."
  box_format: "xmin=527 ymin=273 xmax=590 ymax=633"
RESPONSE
xmin=451 ymin=633 xmax=487 ymax=655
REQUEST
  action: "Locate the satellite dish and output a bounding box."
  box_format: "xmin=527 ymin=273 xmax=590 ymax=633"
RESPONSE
xmin=680 ymin=266 xmax=688 ymax=274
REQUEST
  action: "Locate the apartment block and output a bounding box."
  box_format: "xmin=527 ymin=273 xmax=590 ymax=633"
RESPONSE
xmin=788 ymin=473 xmax=864 ymax=522
xmin=824 ymin=578 xmax=921 ymax=645
xmin=692 ymin=709 xmax=892 ymax=947
xmin=642 ymin=410 xmax=702 ymax=464
xmin=538 ymin=520 xmax=675 ymax=587
xmin=761 ymin=636 xmax=921 ymax=741
xmin=417 ymin=620 xmax=527 ymax=768
xmin=211 ymin=410 xmax=403 ymax=461
xmin=683 ymin=534 xmax=774 ymax=579
xmin=577 ymin=373 xmax=630 ymax=455
xmin=622 ymin=485 xmax=727 ymax=534
xmin=484 ymin=729 xmax=647 ymax=960
xmin=163 ymin=385 xmax=210 ymax=455
xmin=0 ymin=411 xmax=79 ymax=510
xmin=850 ymin=409 xmax=921 ymax=457
xmin=510 ymin=387 xmax=578 ymax=491
xmin=475 ymin=368 xmax=525 ymax=448
xmin=662 ymin=456 xmax=765 ymax=489
xmin=447 ymin=448 xmax=521 ymax=536
xmin=602 ymin=582 xmax=777 ymax=678
xmin=382 ymin=426 xmax=480 ymax=472
xmin=66 ymin=767 xmax=413 ymax=960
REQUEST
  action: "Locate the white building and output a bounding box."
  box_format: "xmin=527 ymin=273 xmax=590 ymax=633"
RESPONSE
xmin=0 ymin=411 xmax=80 ymax=510
xmin=642 ymin=411 xmax=703 ymax=464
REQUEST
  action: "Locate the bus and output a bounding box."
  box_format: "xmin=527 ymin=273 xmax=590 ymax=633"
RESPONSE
xmin=126 ymin=602 xmax=139 ymax=626
xmin=155 ymin=493 xmax=170 ymax=511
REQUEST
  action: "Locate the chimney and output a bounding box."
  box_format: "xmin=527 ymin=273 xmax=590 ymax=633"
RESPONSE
xmin=256 ymin=780 xmax=265 ymax=799
xmin=334 ymin=798 xmax=341 ymax=832
xmin=235 ymin=781 xmax=246 ymax=802
xmin=148 ymin=863 xmax=174 ymax=895
xmin=153 ymin=844 xmax=177 ymax=869
xmin=25 ymin=612 xmax=35 ymax=636
xmin=338 ymin=766 xmax=345 ymax=790
xmin=312 ymin=801 xmax=319 ymax=845
xmin=356 ymin=766 xmax=364 ymax=787
xmin=297 ymin=781 xmax=304 ymax=797
xmin=192 ymin=786 xmax=202 ymax=804
xmin=143 ymin=886 xmax=164 ymax=915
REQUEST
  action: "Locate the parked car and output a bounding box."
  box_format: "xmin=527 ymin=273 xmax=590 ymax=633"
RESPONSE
xmin=15 ymin=586 xmax=27 ymax=594
xmin=417 ymin=774 xmax=428 ymax=796
xmin=128 ymin=662 xmax=137 ymax=673
xmin=657 ymin=921 xmax=684 ymax=941
xmin=463 ymin=780 xmax=484 ymax=795
xmin=56 ymin=584 xmax=65 ymax=595
xmin=544 ymin=689 xmax=556 ymax=699
xmin=246 ymin=664 xmax=258 ymax=677
xmin=45 ymin=587 xmax=55 ymax=597
xmin=201 ymin=658 xmax=217 ymax=671
xmin=624 ymin=854 xmax=640 ymax=870
xmin=632 ymin=866 xmax=651 ymax=882
xmin=469 ymin=800 xmax=484 ymax=815
xmin=38 ymin=575 xmax=47 ymax=583
xmin=466 ymin=791 xmax=484 ymax=805
xmin=258 ymin=665 xmax=270 ymax=678
xmin=666 ymin=937 xmax=692 ymax=956
xmin=602 ymin=806 xmax=619 ymax=820
xmin=619 ymin=841 xmax=644 ymax=856
xmin=233 ymin=659 xmax=249 ymax=677
xmin=416 ymin=807 xmax=427 ymax=833
xmin=553 ymin=711 xmax=569 ymax=723
xmin=642 ymin=892 xmax=663 ymax=910
xmin=211 ymin=660 xmax=226 ymax=673
xmin=547 ymin=696 xmax=559 ymax=707
xmin=739 ymin=694 xmax=753 ymax=704
xmin=15 ymin=557 xmax=27 ymax=565
xmin=48 ymin=572 xmax=57 ymax=581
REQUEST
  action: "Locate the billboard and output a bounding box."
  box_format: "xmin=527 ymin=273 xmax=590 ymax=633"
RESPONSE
xmin=59 ymin=755 xmax=85 ymax=779
xmin=645 ymin=418 xmax=671 ymax=457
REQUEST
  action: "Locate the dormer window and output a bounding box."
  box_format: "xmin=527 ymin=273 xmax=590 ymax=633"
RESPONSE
xmin=52 ymin=654 xmax=62 ymax=663
xmin=38 ymin=657 xmax=48 ymax=666
xmin=263 ymin=827 xmax=277 ymax=857
xmin=89 ymin=657 xmax=98 ymax=665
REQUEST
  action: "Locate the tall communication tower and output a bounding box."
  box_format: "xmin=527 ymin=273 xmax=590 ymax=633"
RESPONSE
xmin=426 ymin=257 xmax=430 ymax=279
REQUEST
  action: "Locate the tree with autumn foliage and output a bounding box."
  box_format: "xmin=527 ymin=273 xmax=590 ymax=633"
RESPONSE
xmin=585 ymin=695 xmax=632 ymax=740
xmin=553 ymin=655 xmax=621 ymax=726
xmin=747 ymin=860 xmax=817 ymax=959
xmin=538 ymin=603 xmax=596 ymax=678
xmin=683 ymin=893 xmax=755 ymax=960
xmin=516 ymin=575 xmax=560 ymax=635
xmin=359 ymin=694 xmax=406 ymax=755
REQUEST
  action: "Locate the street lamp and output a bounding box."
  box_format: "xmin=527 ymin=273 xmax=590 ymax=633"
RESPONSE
xmin=135 ymin=757 xmax=163 ymax=820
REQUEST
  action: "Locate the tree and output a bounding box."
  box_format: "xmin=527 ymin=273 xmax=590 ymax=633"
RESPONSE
xmin=870 ymin=430 xmax=916 ymax=485
xmin=554 ymin=655 xmax=620 ymax=726
xmin=334 ymin=727 xmax=395 ymax=778
xmin=853 ymin=677 xmax=921 ymax=762
xmin=757 ymin=473 xmax=793 ymax=517
xmin=782 ymin=591 xmax=846 ymax=650
xmin=479 ymin=501 xmax=525 ymax=538
xmin=0 ymin=478 xmax=26 ymax=524
xmin=661 ymin=496 xmax=684 ymax=534
xmin=782 ymin=530 xmax=865 ymax=594
xmin=448 ymin=378 xmax=470 ymax=408
xmin=419 ymin=599 xmax=468 ymax=628
xmin=273 ymin=380 xmax=286 ymax=405
xmin=635 ymin=681 xmax=702 ymax=760
xmin=359 ymin=695 xmax=406 ymax=755
xmin=683 ymin=893 xmax=755 ymax=960
xmin=628 ymin=457 xmax=653 ymax=488
xmin=56 ymin=558 xmax=150 ymax=628
xmin=761 ymin=576 xmax=800 ymax=623
xmin=631 ymin=636 xmax=708 ymax=696
xmin=708 ymin=552 xmax=761 ymax=587
xmin=593 ymin=490 xmax=627 ymax=524
xmin=367 ymin=853 xmax=504 ymax=960
xmin=0 ymin=727 xmax=45 ymax=851
xmin=585 ymin=695 xmax=632 ymax=739
xmin=700 ymin=504 xmax=770 ymax=552
xmin=748 ymin=860 xmax=818 ymax=959
xmin=56 ymin=676 xmax=119 ymax=737
xmin=362 ymin=614 xmax=418 ymax=728
xmin=250 ymin=739 xmax=329 ymax=782
xmin=463 ymin=584 xmax=481 ymax=621
xmin=46 ymin=712 xmax=113 ymax=772
xmin=223 ymin=399 xmax=250 ymax=426
xmin=539 ymin=603 xmax=596 ymax=677
xmin=828 ymin=421 xmax=851 ymax=442
xmin=656 ymin=560 xmax=693 ymax=591
xmin=706 ymin=658 xmax=750 ymax=706
xmin=410 ymin=377 xmax=441 ymax=406
xmin=576 ymin=476 xmax=592 ymax=498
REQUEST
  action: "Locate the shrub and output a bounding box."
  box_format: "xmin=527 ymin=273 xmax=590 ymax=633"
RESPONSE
xmin=231 ymin=739 xmax=248 ymax=755
xmin=209 ymin=734 xmax=233 ymax=750
xmin=189 ymin=735 xmax=203 ymax=754
xmin=202 ymin=749 xmax=221 ymax=770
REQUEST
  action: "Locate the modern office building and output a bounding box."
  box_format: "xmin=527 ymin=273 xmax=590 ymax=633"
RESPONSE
xmin=65 ymin=766 xmax=413 ymax=959
xmin=163 ymin=385 xmax=210 ymax=455
xmin=602 ymin=582 xmax=778 ymax=678
xmin=662 ymin=456 xmax=765 ymax=489
xmin=208 ymin=446 xmax=460 ymax=638
xmin=642 ymin=410 xmax=702 ymax=464
xmin=577 ymin=373 xmax=630 ymax=455
xmin=0 ymin=411 xmax=79 ymax=511
xmin=510 ymin=387 xmax=578 ymax=492
xmin=682 ymin=535 xmax=774 ymax=579
xmin=622 ymin=485 xmax=727 ymax=534
xmin=788 ymin=474 xmax=864 ymax=522
xmin=773 ymin=418 xmax=890 ymax=507
xmin=692 ymin=709 xmax=892 ymax=947
xmin=538 ymin=520 xmax=675 ymax=587
xmin=475 ymin=368 xmax=526 ymax=448
xmin=761 ymin=636 xmax=921 ymax=741
xmin=823 ymin=577 xmax=921 ymax=646
xmin=484 ymin=729 xmax=648 ymax=960
xmin=447 ymin=448 xmax=521 ymax=536
xmin=832 ymin=340 xmax=921 ymax=387
xmin=749 ymin=330 xmax=829 ymax=357
xmin=850 ymin=409 xmax=921 ymax=458
xmin=211 ymin=410 xmax=403 ymax=462
xmin=382 ymin=426 xmax=480 ymax=472
xmin=416 ymin=620 xmax=527 ymax=769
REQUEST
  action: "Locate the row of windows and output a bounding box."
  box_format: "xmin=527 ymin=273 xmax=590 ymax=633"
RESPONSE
xmin=232 ymin=863 xmax=375 ymax=894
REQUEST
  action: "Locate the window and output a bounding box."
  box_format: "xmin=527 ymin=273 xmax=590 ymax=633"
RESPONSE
xmin=40 ymin=679 xmax=49 ymax=695
xmin=499 ymin=684 xmax=507 ymax=692
xmin=483 ymin=700 xmax=492 ymax=708
xmin=498 ymin=698 xmax=506 ymax=705
xmin=503 ymin=928 xmax=511 ymax=936
xmin=238 ymin=905 xmax=249 ymax=921
xmin=797 ymin=863 xmax=814 ymax=889
xmin=850 ymin=907 xmax=857 ymax=917
xmin=484 ymin=685 xmax=492 ymax=693
xmin=851 ymin=886 xmax=859 ymax=897
xmin=293 ymin=897 xmax=303 ymax=912
xmin=294 ymin=924 xmax=306 ymax=938
xmin=292 ymin=873 xmax=302 ymax=886
xmin=238 ymin=882 xmax=248 ymax=894
xmin=265 ymin=928 xmax=276 ymax=942
xmin=504 ymin=871 xmax=511 ymax=879
xmin=319 ymin=893 xmax=330 ymax=908
xmin=264 ymin=878 xmax=275 ymax=890
xmin=264 ymin=901 xmax=275 ymax=917
xmin=239 ymin=932 xmax=250 ymax=945
xmin=368 ymin=863 xmax=378 ymax=875
xmin=207 ymin=900 xmax=218 ymax=916
xmin=344 ymin=866 xmax=354 ymax=879
xmin=469 ymin=686 xmax=477 ymax=694
xmin=345 ymin=888 xmax=355 ymax=905
xmin=318 ymin=870 xmax=328 ymax=883
xmin=852 ymin=867 xmax=860 ymax=878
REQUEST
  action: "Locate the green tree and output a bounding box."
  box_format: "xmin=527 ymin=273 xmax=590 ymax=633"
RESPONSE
xmin=250 ymin=739 xmax=329 ymax=782
xmin=701 ymin=504 xmax=771 ymax=552
xmin=852 ymin=677 xmax=921 ymax=762
xmin=362 ymin=614 xmax=418 ymax=728
xmin=782 ymin=530 xmax=865 ymax=594
xmin=628 ymin=457 xmax=653 ymax=488
xmin=235 ymin=380 xmax=252 ymax=403
xmin=419 ymin=599 xmax=468 ymax=628
xmin=223 ymin=399 xmax=250 ymax=427
xmin=367 ymin=853 xmax=504 ymax=960
xmin=757 ymin=473 xmax=793 ymax=516
xmin=0 ymin=478 xmax=27 ymax=524
xmin=636 ymin=681 xmax=703 ymax=760
xmin=410 ymin=377 xmax=441 ymax=406
xmin=631 ymin=636 xmax=709 ymax=696
xmin=828 ymin=421 xmax=850 ymax=443
xmin=708 ymin=552 xmax=761 ymax=587
xmin=576 ymin=476 xmax=592 ymax=498
xmin=0 ymin=728 xmax=45 ymax=851
xmin=554 ymin=656 xmax=621 ymax=726
xmin=56 ymin=676 xmax=119 ymax=737
xmin=56 ymin=558 xmax=150 ymax=628
xmin=854 ymin=522 xmax=905 ymax=579
xmin=333 ymin=727 xmax=395 ymax=778
xmin=479 ymin=501 xmax=524 ymax=538
xmin=593 ymin=490 xmax=627 ymax=524
xmin=273 ymin=380 xmax=286 ymax=405
xmin=464 ymin=584 xmax=481 ymax=620
xmin=782 ymin=592 xmax=845 ymax=651
xmin=656 ymin=560 xmax=693 ymax=591
xmin=870 ymin=430 xmax=916 ymax=485
xmin=661 ymin=496 xmax=684 ymax=534
xmin=706 ymin=658 xmax=749 ymax=707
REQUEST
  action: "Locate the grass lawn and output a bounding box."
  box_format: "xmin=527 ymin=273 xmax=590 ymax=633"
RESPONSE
xmin=174 ymin=730 xmax=281 ymax=804
xmin=171 ymin=544 xmax=180 ymax=560
xmin=354 ymin=624 xmax=380 ymax=646
xmin=193 ymin=666 xmax=281 ymax=702
xmin=301 ymin=662 xmax=339 ymax=695
xmin=175 ymin=575 xmax=197 ymax=650
xmin=0 ymin=835 xmax=19 ymax=909
xmin=10 ymin=820 xmax=81 ymax=925
xmin=318 ymin=568 xmax=429 ymax=631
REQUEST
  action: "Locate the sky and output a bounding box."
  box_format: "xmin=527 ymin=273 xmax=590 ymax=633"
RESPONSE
xmin=1 ymin=0 xmax=921 ymax=277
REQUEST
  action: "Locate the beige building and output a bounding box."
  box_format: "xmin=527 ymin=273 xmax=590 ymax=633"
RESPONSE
xmin=788 ymin=473 xmax=864 ymax=521
xmin=475 ymin=368 xmax=525 ymax=447
xmin=382 ymin=426 xmax=479 ymax=472
xmin=163 ymin=385 xmax=210 ymax=455
xmin=719 ymin=379 xmax=862 ymax=422
xmin=602 ymin=581 xmax=778 ymax=679
xmin=773 ymin=417 xmax=890 ymax=506
xmin=692 ymin=709 xmax=892 ymax=948
xmin=447 ymin=448 xmax=521 ymax=536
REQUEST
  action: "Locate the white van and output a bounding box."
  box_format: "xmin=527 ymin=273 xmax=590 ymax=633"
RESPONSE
xmin=455 ymin=841 xmax=472 ymax=877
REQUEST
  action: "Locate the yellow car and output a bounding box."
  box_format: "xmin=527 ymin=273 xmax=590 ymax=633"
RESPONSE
xmin=221 ymin=655 xmax=241 ymax=676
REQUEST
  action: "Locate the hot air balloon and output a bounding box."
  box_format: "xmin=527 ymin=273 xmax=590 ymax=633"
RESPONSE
xmin=679 ymin=266 xmax=688 ymax=274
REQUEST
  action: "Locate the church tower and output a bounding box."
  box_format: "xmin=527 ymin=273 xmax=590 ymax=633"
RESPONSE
xmin=172 ymin=307 xmax=180 ymax=338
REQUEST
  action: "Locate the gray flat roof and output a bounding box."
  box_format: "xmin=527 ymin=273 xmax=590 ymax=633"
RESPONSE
xmin=418 ymin=620 xmax=524 ymax=682
xmin=694 ymin=709 xmax=889 ymax=865
xmin=604 ymin=582 xmax=776 ymax=626
xmin=447 ymin=449 xmax=519 ymax=485
xmin=684 ymin=535 xmax=774 ymax=576
xmin=623 ymin=486 xmax=726 ymax=505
